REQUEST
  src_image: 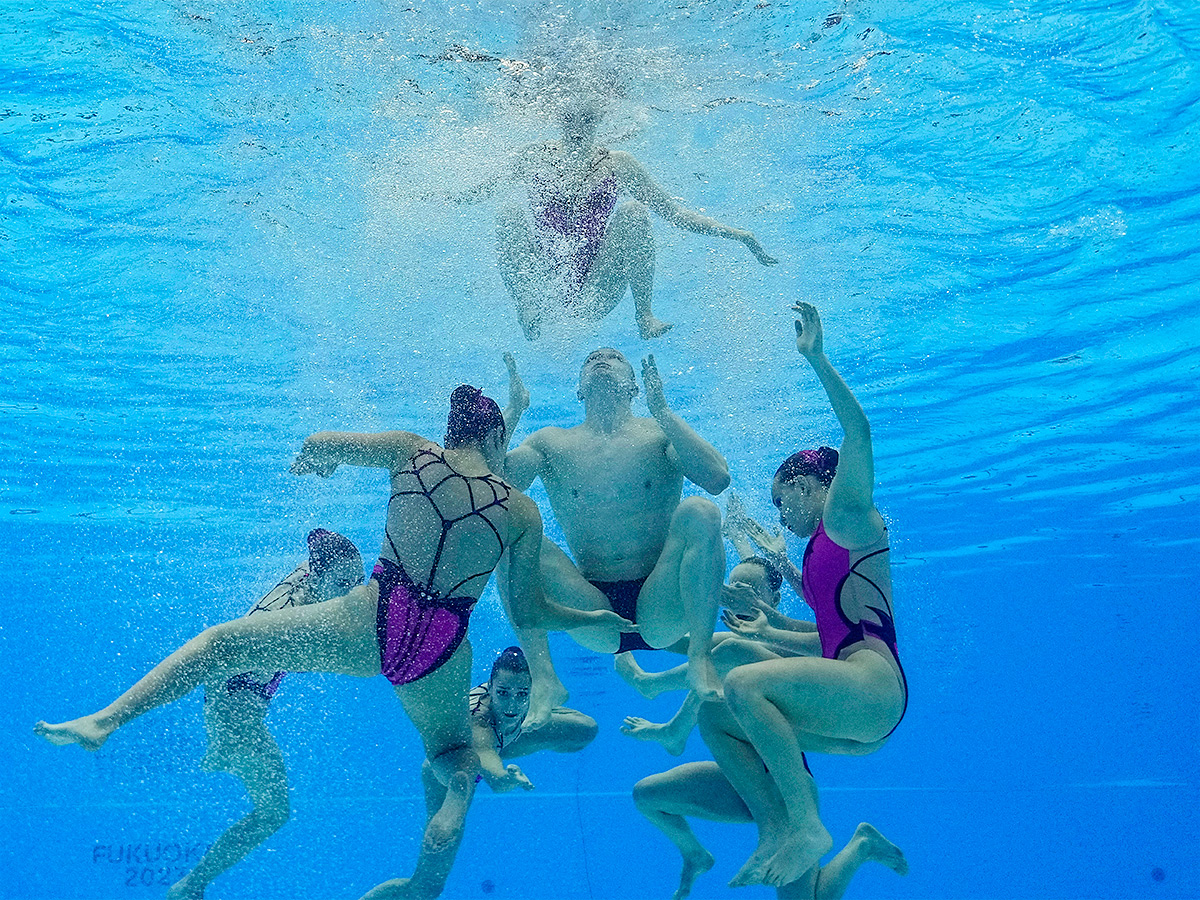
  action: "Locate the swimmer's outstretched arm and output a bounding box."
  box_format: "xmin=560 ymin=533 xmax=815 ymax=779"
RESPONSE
xmin=615 ymin=151 xmax=777 ymax=265
xmin=471 ymin=720 xmax=535 ymax=793
xmin=724 ymin=494 xmax=803 ymax=594
xmin=642 ymin=355 xmax=731 ymax=495
xmin=506 ymin=493 xmax=635 ymax=633
xmin=793 ymin=303 xmax=881 ymax=545
xmin=290 ymin=430 xmax=427 ymax=477
xmin=502 ymin=707 xmax=598 ymax=758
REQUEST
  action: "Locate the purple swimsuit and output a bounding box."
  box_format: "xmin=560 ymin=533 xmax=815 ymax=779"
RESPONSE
xmin=801 ymin=520 xmax=907 ymax=733
xmin=531 ymin=169 xmax=619 ymax=296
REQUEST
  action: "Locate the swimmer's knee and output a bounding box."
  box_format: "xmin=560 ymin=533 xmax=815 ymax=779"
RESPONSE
xmin=721 ymin=666 xmax=762 ymax=707
xmin=674 ymin=496 xmax=722 ymax=533
xmin=632 ymin=774 xmax=665 ymax=811
xmin=257 ymin=796 xmax=290 ymax=833
xmin=615 ymin=199 xmax=650 ymax=222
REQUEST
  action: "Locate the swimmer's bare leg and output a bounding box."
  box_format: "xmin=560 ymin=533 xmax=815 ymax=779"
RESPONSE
xmin=638 ymin=497 xmax=725 ymax=701
xmin=394 ymin=640 xmax=478 ymax=856
xmin=697 ymin=701 xmax=792 ymax=887
xmin=812 ymin=823 xmax=908 ymax=900
xmin=518 ymin=627 xmax=569 ymax=731
xmin=496 ymin=203 xmax=558 ymax=341
xmin=621 ymin=691 xmax=699 ymax=756
xmin=35 ymin=591 xmax=378 ymax=751
xmin=167 ymin=737 xmax=290 ymax=900
xmin=496 ymin=547 xmax=573 ymax=730
xmin=587 ymin=200 xmax=670 ymax=338
xmin=634 ymin=761 xmax=753 ymax=900
xmin=614 ymin=653 xmax=689 ymax=699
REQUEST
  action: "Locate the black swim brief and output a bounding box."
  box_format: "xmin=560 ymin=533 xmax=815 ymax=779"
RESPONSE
xmin=588 ymin=577 xmax=655 ymax=653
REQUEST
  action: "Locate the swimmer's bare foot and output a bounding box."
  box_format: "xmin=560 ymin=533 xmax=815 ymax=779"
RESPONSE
xmin=423 ymin=771 xmax=474 ymax=854
xmin=523 ymin=675 xmax=569 ymax=732
xmin=762 ymin=823 xmax=833 ymax=887
xmin=638 ymin=315 xmax=673 ymax=340
xmin=687 ymin=653 xmax=723 ymax=703
xmin=674 ymin=845 xmax=715 ymax=900
xmin=621 ymin=716 xmax=688 ymax=756
xmin=614 ymin=653 xmax=668 ymax=699
xmin=165 ymin=877 xmax=204 ymax=900
xmin=851 ymin=822 xmax=909 ymax=876
xmin=728 ymin=834 xmax=781 ymax=888
xmin=34 ymin=716 xmax=111 ymax=751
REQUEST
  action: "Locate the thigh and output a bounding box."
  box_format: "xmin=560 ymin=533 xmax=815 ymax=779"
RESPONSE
xmin=539 ymin=538 xmax=612 ymax=612
xmin=712 ymin=637 xmax=782 ymax=676
xmin=214 ymin=584 xmax=380 ymax=679
xmin=724 ymin=653 xmax=903 ymax=747
xmin=581 ymin=203 xmax=651 ymax=310
xmin=638 ymin=761 xmax=752 ymax=823
xmin=394 ymin=638 xmax=474 ymax=760
xmin=636 ymin=497 xmax=722 ymax=645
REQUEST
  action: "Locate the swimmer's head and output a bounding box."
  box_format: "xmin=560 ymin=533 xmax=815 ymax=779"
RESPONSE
xmin=558 ymin=99 xmax=603 ymax=146
xmin=446 ymin=385 xmax=507 ymax=456
xmin=488 ymin=646 xmax=532 ymax=728
xmin=577 ymin=348 xmax=638 ymax=403
xmin=307 ymin=528 xmax=365 ymax=601
xmin=772 ymin=447 xmax=838 ymax=537
xmin=725 ymin=557 xmax=782 ymax=616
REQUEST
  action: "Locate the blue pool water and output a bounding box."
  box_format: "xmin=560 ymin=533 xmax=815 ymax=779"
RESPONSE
xmin=3 ymin=1 xmax=1199 ymax=898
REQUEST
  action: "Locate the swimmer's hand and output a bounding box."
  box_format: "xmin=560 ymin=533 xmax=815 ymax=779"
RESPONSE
xmin=721 ymin=607 xmax=772 ymax=641
xmin=504 ymin=352 xmax=530 ymax=416
xmin=735 ymin=229 xmax=778 ymax=266
xmin=590 ymin=609 xmax=638 ymax=632
xmin=290 ymin=448 xmax=338 ymax=478
xmin=493 ymin=763 xmax=535 ymax=793
xmin=641 ymin=354 xmax=669 ymax=418
xmin=792 ymin=301 xmax=824 ymax=358
xmin=721 ymin=581 xmax=764 ymax=614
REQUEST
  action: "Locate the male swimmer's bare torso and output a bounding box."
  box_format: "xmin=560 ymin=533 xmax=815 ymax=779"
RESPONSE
xmin=523 ymin=417 xmax=685 ymax=581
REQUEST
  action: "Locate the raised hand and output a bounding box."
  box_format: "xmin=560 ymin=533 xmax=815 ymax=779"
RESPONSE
xmin=792 ymin=301 xmax=825 ymax=358
xmin=503 ymin=352 xmax=530 ymax=416
xmin=739 ymin=230 xmax=778 ymax=266
xmin=641 ymin=353 xmax=668 ymax=418
xmin=290 ymin=448 xmax=337 ymax=478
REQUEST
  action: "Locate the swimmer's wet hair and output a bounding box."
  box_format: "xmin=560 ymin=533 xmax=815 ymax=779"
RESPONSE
xmin=740 ymin=556 xmax=783 ymax=593
xmin=307 ymin=528 xmax=363 ymax=576
xmin=445 ymin=385 xmax=506 ymax=449
xmin=490 ymin=646 xmax=529 ymax=681
xmin=775 ymin=447 xmax=838 ymax=488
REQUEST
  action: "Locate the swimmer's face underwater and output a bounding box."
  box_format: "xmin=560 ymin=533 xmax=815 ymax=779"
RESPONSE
xmin=559 ymin=103 xmax=601 ymax=147
xmin=577 ymin=348 xmax=638 ymax=402
xmin=772 ymin=473 xmax=827 ymax=538
xmin=489 ymin=667 xmax=532 ymax=729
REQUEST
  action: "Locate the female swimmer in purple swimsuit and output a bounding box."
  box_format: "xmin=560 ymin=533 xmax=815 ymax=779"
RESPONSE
xmin=35 ymin=381 xmax=630 ymax=900
xmin=459 ymin=99 xmax=777 ymax=341
xmin=699 ymin=302 xmax=907 ymax=892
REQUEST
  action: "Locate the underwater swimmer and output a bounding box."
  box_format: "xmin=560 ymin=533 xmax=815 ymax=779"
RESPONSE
xmin=499 ymin=348 xmax=730 ymax=731
xmin=634 ymin=760 xmax=907 ymax=900
xmin=386 ymin=647 xmax=598 ymax=900
xmin=699 ymin=302 xmax=907 ymax=888
xmin=454 ymin=98 xmax=776 ymax=340
xmin=618 ymin=556 xmax=795 ymax=756
xmin=36 ymin=384 xmax=630 ymax=900
xmin=165 ymin=528 xmax=364 ymax=900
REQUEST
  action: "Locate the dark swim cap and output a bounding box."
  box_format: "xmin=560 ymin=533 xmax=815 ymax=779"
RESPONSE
xmin=307 ymin=528 xmax=363 ymax=576
xmin=490 ymin=646 xmax=529 ymax=681
xmin=774 ymin=447 xmax=839 ymax=487
xmin=445 ymin=385 xmax=506 ymax=448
